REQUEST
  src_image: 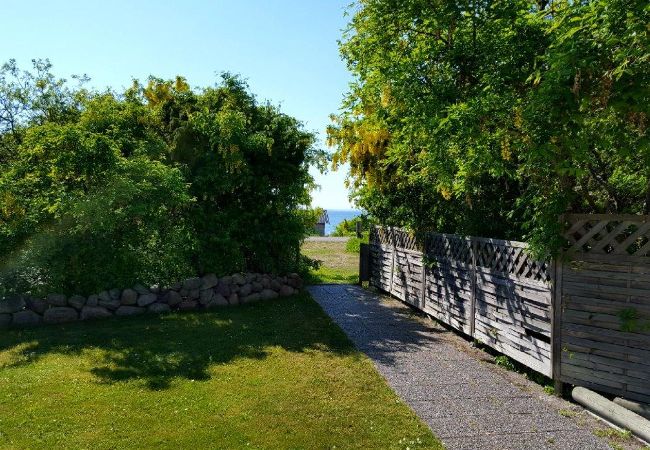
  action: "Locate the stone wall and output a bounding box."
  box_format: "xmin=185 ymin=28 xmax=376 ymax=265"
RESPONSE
xmin=0 ymin=272 xmax=303 ymax=329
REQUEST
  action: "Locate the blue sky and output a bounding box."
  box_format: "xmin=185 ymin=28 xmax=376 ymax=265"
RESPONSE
xmin=2 ymin=0 xmax=355 ymax=209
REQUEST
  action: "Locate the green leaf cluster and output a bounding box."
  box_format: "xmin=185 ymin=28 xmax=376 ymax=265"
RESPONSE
xmin=330 ymin=0 xmax=649 ymax=254
xmin=0 ymin=61 xmax=321 ymax=295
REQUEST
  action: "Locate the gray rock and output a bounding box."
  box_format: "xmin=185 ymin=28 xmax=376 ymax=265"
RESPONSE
xmin=115 ymin=306 xmax=145 ymax=316
xmin=242 ymin=293 xmax=261 ymax=304
xmin=182 ymin=277 xmax=201 ymax=291
xmin=0 ymin=313 xmax=12 ymax=328
xmin=187 ymin=289 xmax=200 ymax=300
xmin=199 ymin=289 xmax=214 ymax=306
xmin=215 ymin=281 xmax=231 ymax=297
xmin=133 ymin=283 xmax=150 ymax=295
xmin=200 ymin=273 xmax=219 ymax=290
xmin=270 ymin=280 xmax=282 ymax=292
xmin=288 ymin=274 xmax=303 ymax=289
xmin=26 ymin=297 xmax=48 ymax=314
xmin=80 ymin=306 xmax=113 ymax=321
xmin=0 ymin=295 xmax=26 ymax=314
xmin=149 ymin=284 xmax=160 ymax=294
xmin=261 ymin=277 xmax=271 ymax=289
xmin=260 ymin=289 xmax=279 ymax=301
xmin=68 ymin=295 xmax=86 ymax=310
xmin=86 ymin=294 xmax=99 ymax=307
xmin=178 ymin=300 xmax=198 ymax=311
xmin=162 ymin=290 xmax=182 ymax=307
xmin=147 ymin=303 xmax=171 ymax=314
xmin=0 ymin=313 xmax=13 ymax=330
xmin=121 ymin=288 xmax=138 ymax=305
xmin=98 ymin=296 xmax=120 ymax=311
xmin=207 ymin=294 xmax=229 ymax=308
xmin=171 ymin=281 xmax=182 ymax=291
xmin=46 ymin=293 xmax=67 ymax=307
xmin=44 ymin=307 xmax=78 ymax=324
xmin=228 ymin=293 xmax=239 ymax=306
xmin=279 ymin=285 xmax=294 ymax=297
xmin=137 ymin=293 xmax=157 ymax=307
xmin=98 ymin=291 xmax=112 ymax=303
xmin=245 ymin=273 xmax=256 ymax=283
xmin=239 ymin=283 xmax=252 ymax=297
xmin=12 ymin=310 xmax=42 ymax=327
xmin=109 ymin=288 xmax=121 ymax=300
xmin=232 ymin=273 xmax=246 ymax=285
xmin=220 ymin=275 xmax=232 ymax=286
xmin=252 ymin=281 xmax=263 ymax=293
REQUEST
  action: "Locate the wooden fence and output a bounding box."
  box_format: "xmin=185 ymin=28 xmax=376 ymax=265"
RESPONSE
xmin=558 ymin=214 xmax=650 ymax=403
xmin=366 ymin=215 xmax=650 ymax=401
xmin=368 ymin=227 xmax=554 ymax=377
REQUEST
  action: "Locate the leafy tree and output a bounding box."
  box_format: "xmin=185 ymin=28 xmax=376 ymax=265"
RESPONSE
xmin=0 ymin=62 xmax=323 ymax=295
xmin=329 ymin=0 xmax=649 ymax=254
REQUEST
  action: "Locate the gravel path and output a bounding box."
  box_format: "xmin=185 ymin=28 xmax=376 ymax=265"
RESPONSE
xmin=309 ymin=284 xmax=612 ymax=450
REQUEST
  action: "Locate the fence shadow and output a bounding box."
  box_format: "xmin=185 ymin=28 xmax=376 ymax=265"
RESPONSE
xmin=311 ymin=285 xmax=445 ymax=368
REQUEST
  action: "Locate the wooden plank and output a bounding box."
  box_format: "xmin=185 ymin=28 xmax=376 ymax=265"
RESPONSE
xmin=474 ymin=328 xmax=551 ymax=376
xmin=476 ymin=268 xmax=551 ymax=291
xmin=552 ymin=255 xmax=563 ymax=391
xmin=470 ymin=238 xmax=477 ymax=337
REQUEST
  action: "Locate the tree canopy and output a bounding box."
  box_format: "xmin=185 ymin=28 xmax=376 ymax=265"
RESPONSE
xmin=328 ymin=0 xmax=649 ymax=254
xmin=0 ymin=60 xmax=323 ymax=295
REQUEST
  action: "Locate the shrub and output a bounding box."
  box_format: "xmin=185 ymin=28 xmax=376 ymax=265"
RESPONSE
xmin=0 ymin=61 xmax=323 ymax=295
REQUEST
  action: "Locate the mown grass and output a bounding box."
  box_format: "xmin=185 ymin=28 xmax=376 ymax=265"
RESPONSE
xmin=0 ymin=293 xmax=440 ymax=449
xmin=301 ymin=238 xmax=359 ymax=284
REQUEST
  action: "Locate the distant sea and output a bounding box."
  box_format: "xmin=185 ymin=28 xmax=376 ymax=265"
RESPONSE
xmin=325 ymin=209 xmax=362 ymax=236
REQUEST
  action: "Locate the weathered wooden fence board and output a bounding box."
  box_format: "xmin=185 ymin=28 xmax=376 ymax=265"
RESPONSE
xmin=558 ymin=214 xmax=650 ymax=403
xmin=367 ymin=217 xmax=650 ymax=398
xmin=369 ymin=227 xmax=553 ymax=376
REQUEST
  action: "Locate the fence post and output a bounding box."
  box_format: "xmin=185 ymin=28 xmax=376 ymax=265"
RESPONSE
xmin=420 ymin=232 xmax=427 ymax=310
xmin=389 ymin=227 xmax=396 ymax=295
xmin=552 ymin=254 xmax=564 ymax=395
xmin=469 ymin=238 xmax=478 ymax=338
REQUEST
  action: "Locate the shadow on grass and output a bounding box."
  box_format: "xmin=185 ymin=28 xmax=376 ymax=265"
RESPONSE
xmin=0 ymin=293 xmax=356 ymax=390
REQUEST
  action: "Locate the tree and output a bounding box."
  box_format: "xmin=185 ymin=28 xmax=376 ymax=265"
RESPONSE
xmin=329 ymin=0 xmax=649 ymax=254
xmin=0 ymin=62 xmax=323 ymax=295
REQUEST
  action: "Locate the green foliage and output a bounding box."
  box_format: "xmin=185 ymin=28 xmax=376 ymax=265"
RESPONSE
xmin=330 ymin=0 xmax=649 ymax=254
xmin=0 ymin=62 xmax=323 ymax=295
xmin=618 ymin=307 xmax=650 ymax=333
xmin=331 ymin=214 xmax=373 ymax=237
xmin=345 ymin=233 xmax=369 ymax=253
xmin=302 ymin=207 xmax=327 ymax=236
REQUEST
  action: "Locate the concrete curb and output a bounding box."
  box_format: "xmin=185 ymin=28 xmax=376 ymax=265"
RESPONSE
xmin=614 ymin=397 xmax=650 ymax=421
xmin=572 ymin=386 xmax=650 ymax=443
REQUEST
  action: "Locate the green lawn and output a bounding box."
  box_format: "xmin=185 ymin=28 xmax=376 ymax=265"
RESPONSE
xmin=301 ymin=238 xmax=359 ymax=284
xmin=0 ymin=293 xmax=439 ymax=449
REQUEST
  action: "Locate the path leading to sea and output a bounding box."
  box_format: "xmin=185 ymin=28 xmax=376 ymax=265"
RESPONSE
xmin=309 ymin=284 xmax=612 ymax=450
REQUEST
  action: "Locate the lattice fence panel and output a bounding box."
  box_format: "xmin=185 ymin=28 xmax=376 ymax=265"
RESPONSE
xmin=563 ymin=214 xmax=650 ymax=259
xmin=474 ymin=238 xmax=550 ymax=284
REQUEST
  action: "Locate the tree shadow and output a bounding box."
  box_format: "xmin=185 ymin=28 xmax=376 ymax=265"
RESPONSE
xmin=0 ymin=294 xmax=356 ymax=390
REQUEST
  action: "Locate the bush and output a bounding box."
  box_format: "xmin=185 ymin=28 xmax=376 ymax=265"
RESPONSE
xmin=0 ymin=61 xmax=323 ymax=295
xmin=345 ymin=233 xmax=369 ymax=254
xmin=331 ymin=214 xmax=373 ymax=237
